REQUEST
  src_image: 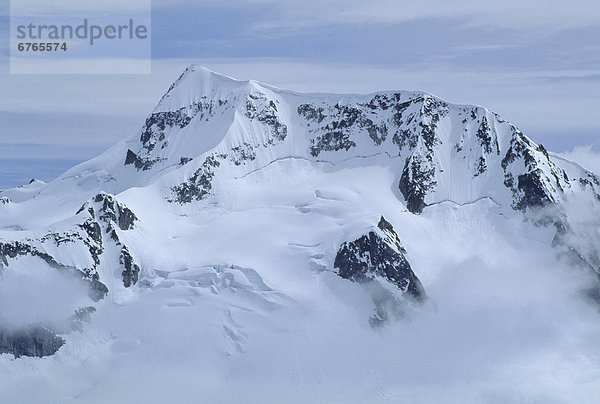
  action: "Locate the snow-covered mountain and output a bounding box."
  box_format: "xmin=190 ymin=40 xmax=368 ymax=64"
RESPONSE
xmin=1 ymin=65 xmax=600 ymax=402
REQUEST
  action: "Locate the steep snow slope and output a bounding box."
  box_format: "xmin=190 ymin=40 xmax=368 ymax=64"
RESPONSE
xmin=1 ymin=65 xmax=600 ymax=402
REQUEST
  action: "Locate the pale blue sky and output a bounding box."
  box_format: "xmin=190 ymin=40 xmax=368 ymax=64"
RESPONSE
xmin=1 ymin=0 xmax=599 ymax=187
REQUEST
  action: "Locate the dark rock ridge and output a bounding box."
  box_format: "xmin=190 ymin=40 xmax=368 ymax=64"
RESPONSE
xmin=0 ymin=324 xmax=64 ymax=358
xmin=296 ymin=93 xmax=594 ymax=217
xmin=81 ymin=192 xmax=138 ymax=232
xmin=77 ymin=192 xmax=141 ymax=288
xmin=334 ymin=217 xmax=425 ymax=326
xmin=501 ymin=130 xmax=568 ymax=211
xmin=120 ymin=246 xmax=139 ymax=288
xmin=399 ymin=153 xmax=437 ymax=214
xmin=334 ymin=216 xmax=425 ymax=300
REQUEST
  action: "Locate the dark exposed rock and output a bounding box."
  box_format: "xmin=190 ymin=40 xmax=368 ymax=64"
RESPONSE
xmin=399 ymin=155 xmax=436 ymax=214
xmin=1 ymin=240 xmax=59 ymax=268
xmin=231 ymin=143 xmax=257 ymax=165
xmin=179 ymin=157 xmax=193 ymax=165
xmin=298 ymin=104 xmax=325 ymax=123
xmin=474 ymin=156 xmax=487 ymax=176
xmin=169 ymin=155 xmax=221 ymax=203
xmin=334 ymin=217 xmax=425 ymax=326
xmin=417 ymin=96 xmax=448 ymax=150
xmin=501 ymin=130 xmax=529 ymax=171
xmin=377 ymin=216 xmax=406 ymax=253
xmin=79 ymin=219 xmax=102 ymax=245
xmin=140 ymin=101 xmax=219 ymax=151
xmin=0 ymin=324 xmax=64 ymax=358
xmin=515 ymin=171 xmax=553 ymax=211
xmin=76 ymin=193 xmax=141 ymax=288
xmin=298 ymin=95 xmax=449 ymax=187
xmin=476 ymin=116 xmax=499 ymax=155
xmin=334 ymin=217 xmax=425 ymax=300
xmin=0 ymin=240 xmax=107 ymax=301
xmin=88 ymin=279 xmax=109 ymax=302
xmin=392 ymin=129 xmax=418 ymax=150
xmin=124 ymin=149 xmax=164 ymax=171
xmin=120 ymin=246 xmax=140 ymax=288
xmin=80 ymin=193 xmax=138 ymax=231
xmin=501 ymin=129 xmax=564 ymax=212
xmin=310 ymin=131 xmax=357 ymax=157
xmin=125 ymin=149 xmax=139 ymax=165
xmin=245 ymin=93 xmax=287 ymax=142
xmin=300 ymin=100 xmax=393 ymax=156
xmin=77 ymin=219 xmax=103 ymax=270
xmin=392 ymin=97 xmax=447 ymax=213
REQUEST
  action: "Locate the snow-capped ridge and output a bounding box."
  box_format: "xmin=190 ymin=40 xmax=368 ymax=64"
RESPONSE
xmin=155 ymin=64 xmax=250 ymax=113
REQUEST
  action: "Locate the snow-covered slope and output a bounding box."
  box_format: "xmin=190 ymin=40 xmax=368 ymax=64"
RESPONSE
xmin=1 ymin=65 xmax=600 ymax=402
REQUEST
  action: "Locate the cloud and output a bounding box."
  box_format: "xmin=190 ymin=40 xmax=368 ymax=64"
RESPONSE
xmin=217 ymin=206 xmax=600 ymax=403
xmin=10 ymin=0 xmax=151 ymax=17
xmin=150 ymin=0 xmax=600 ymax=32
xmin=561 ymin=145 xmax=600 ymax=175
xmin=0 ymin=256 xmax=91 ymax=331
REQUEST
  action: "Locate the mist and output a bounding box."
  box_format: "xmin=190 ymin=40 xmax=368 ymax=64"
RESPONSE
xmin=0 ymin=255 xmax=91 ymax=332
xmin=197 ymin=209 xmax=600 ymax=403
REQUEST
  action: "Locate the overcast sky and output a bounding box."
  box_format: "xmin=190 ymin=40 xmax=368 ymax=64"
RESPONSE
xmin=1 ymin=0 xmax=599 ymax=188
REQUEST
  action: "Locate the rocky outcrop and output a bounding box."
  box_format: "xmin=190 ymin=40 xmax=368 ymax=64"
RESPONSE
xmin=245 ymin=93 xmax=287 ymax=142
xmin=500 ymin=129 xmax=569 ymax=212
xmin=399 ymin=154 xmax=437 ymax=214
xmin=334 ymin=217 xmax=425 ymax=300
xmin=334 ymin=217 xmax=425 ymax=326
xmin=169 ymin=155 xmax=222 ymax=203
xmin=120 ymin=246 xmax=140 ymax=288
xmin=78 ymin=193 xmax=141 ymax=288
xmin=0 ymin=325 xmax=64 ymax=358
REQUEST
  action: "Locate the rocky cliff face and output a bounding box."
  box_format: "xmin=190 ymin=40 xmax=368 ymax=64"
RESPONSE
xmin=335 ymin=217 xmax=425 ymax=326
xmin=335 ymin=216 xmax=424 ymax=300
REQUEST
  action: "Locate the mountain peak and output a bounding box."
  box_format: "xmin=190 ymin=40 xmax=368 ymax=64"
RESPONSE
xmin=155 ymin=65 xmax=247 ymax=112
